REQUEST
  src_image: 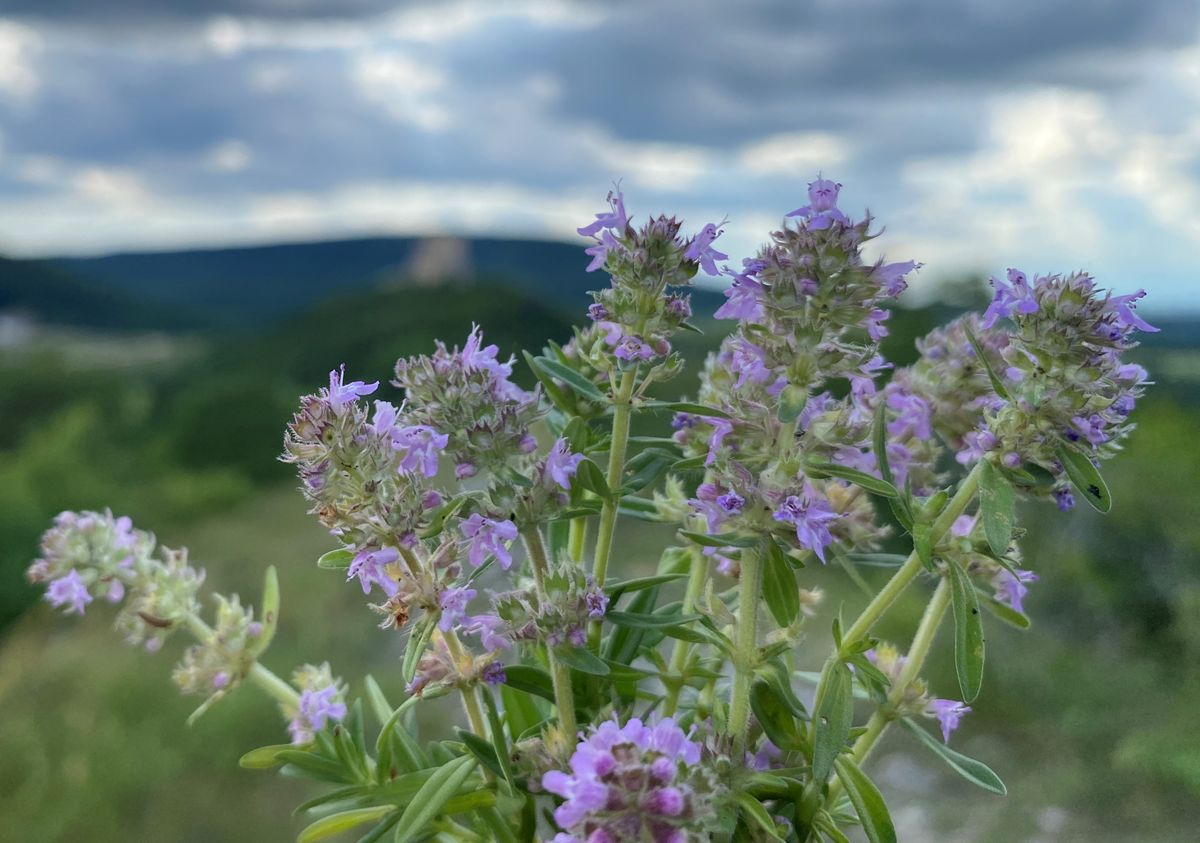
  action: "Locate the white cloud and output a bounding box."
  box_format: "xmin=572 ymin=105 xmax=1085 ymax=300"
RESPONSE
xmin=0 ymin=19 xmax=41 ymax=101
xmin=737 ymin=132 xmax=847 ymax=176
xmin=352 ymin=51 xmax=450 ymax=131
xmin=204 ymin=139 xmax=253 ymax=173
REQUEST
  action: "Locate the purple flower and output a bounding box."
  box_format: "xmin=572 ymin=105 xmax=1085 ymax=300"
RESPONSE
xmin=716 ymin=491 xmax=745 ymax=514
xmin=714 ymin=272 xmax=766 ymax=322
xmin=992 ymin=567 xmax=1038 ymax=614
xmin=370 ymin=400 xmax=399 ymax=437
xmin=683 ymin=221 xmax=729 ymax=276
xmin=787 ymin=176 xmax=852 ymax=229
xmin=578 ymin=190 xmax=628 ymax=237
xmin=950 ymin=514 xmax=977 ymax=538
xmin=545 ymin=439 xmax=585 ymax=490
xmin=1069 ymin=414 xmax=1109 ymax=447
xmin=886 ymin=389 xmax=933 ymax=440
xmin=466 ymin=613 xmax=513 ymax=652
xmin=703 ymin=417 xmax=735 ymax=467
xmin=460 ymin=514 xmax=518 ymax=569
xmin=462 ymin=324 xmax=515 ymax=381
xmin=873 ymin=260 xmax=920 ymax=297
xmin=584 ymin=588 xmax=609 ymax=620
xmin=927 ymin=698 xmax=971 ymax=743
xmin=1109 ymin=289 xmax=1158 ymax=333
xmin=438 ymin=586 xmax=477 ymax=631
xmin=584 ymin=229 xmax=621 ymax=273
xmin=393 ymin=425 xmax=449 ymax=477
xmin=615 ymin=335 xmax=657 ymax=361
xmin=542 ymin=716 xmax=712 ymax=841
xmin=347 ymin=546 xmax=400 ymax=596
xmin=1054 ymin=487 xmax=1076 ymax=511
xmin=46 ymin=570 xmax=92 ymax=615
xmin=327 ymin=364 xmax=378 ymax=412
xmin=866 ymin=308 xmax=891 ymax=341
xmin=982 ymin=268 xmax=1040 ymax=328
xmin=587 ymin=302 xmax=609 ymax=321
xmin=289 ymin=685 xmax=347 ymax=744
xmin=773 ymin=487 xmax=841 ymax=563
xmin=956 ymin=428 xmax=998 ymax=465
xmin=480 ymin=661 xmax=506 ymax=686
xmin=728 ymin=338 xmax=776 ymax=389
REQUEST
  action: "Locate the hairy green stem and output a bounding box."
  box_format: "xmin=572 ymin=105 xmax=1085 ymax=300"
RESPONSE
xmin=662 ymin=547 xmax=709 ymax=716
xmin=442 ymin=629 xmax=488 ymax=736
xmin=568 ymin=517 xmax=588 ymax=563
xmin=522 ymin=528 xmax=578 ymax=751
xmin=184 ymin=613 xmax=300 ymax=708
xmin=837 ymin=463 xmax=982 ymax=654
xmin=591 ymin=368 xmax=638 ymax=589
xmin=728 ymin=546 xmax=762 ymax=760
xmin=827 ymin=579 xmax=952 ymax=807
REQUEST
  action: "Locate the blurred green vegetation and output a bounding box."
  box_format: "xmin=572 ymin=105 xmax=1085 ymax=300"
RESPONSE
xmin=0 ymin=277 xmax=1197 ymax=842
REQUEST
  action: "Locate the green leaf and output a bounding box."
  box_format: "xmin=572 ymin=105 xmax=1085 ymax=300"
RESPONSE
xmin=812 ymin=661 xmax=854 ymax=782
xmin=238 ymin=743 xmax=292 ymax=769
xmin=619 ymin=448 xmax=676 ymax=495
xmin=502 ymin=665 xmax=556 ymax=703
xmin=402 ymin=615 xmax=436 ymax=685
xmin=946 ymin=560 xmax=986 ymax=703
xmin=456 ymin=729 xmax=505 ymax=780
xmin=899 ymin=718 xmax=1007 ymax=795
xmin=778 ymin=385 xmax=808 ymax=424
xmin=1056 ymin=444 xmax=1112 ymax=513
xmin=963 ymin=322 xmax=1011 ymax=402
xmin=644 ymin=400 xmax=732 ymax=419
xmin=618 ymin=496 xmax=663 ymax=522
xmin=978 ymin=461 xmax=1016 ymax=556
xmin=573 ymin=458 xmax=612 ymax=500
xmin=873 ymin=401 xmax=894 ymax=486
xmin=833 ymin=756 xmax=898 ymax=843
xmin=297 ymin=806 xmax=397 ymax=843
xmin=529 ymin=356 xmax=605 ymax=402
xmin=806 ymin=461 xmax=900 ymax=498
xmin=392 ymin=755 xmax=478 ymax=842
xmin=733 ymin=792 xmax=787 ymax=841
xmin=678 ymin=529 xmax=759 ymax=548
xmin=293 ymin=785 xmax=371 ymax=816
xmin=844 ymin=553 xmax=908 ymax=568
xmin=750 ymin=680 xmax=802 ymax=750
xmin=606 ymin=611 xmax=701 ymax=629
xmin=418 ymin=494 xmax=469 ymax=539
xmin=522 ymin=350 xmax=575 ymax=412
xmin=276 ymin=749 xmax=354 ymax=784
xmin=605 ymin=573 xmax=687 ymax=601
xmin=977 ymin=589 xmax=1031 ymax=629
xmin=317 ymin=548 xmax=353 ymax=570
xmin=500 ymin=684 xmax=546 ymax=739
xmin=375 ymin=696 xmax=426 ymax=777
xmin=670 ymin=455 xmax=708 ymax=472
xmin=252 ymin=565 xmax=280 ymax=656
xmin=762 ymin=537 xmax=800 ymax=626
xmin=555 ymin=644 xmax=610 ymax=676
xmin=363 ymin=676 xmax=393 ymax=727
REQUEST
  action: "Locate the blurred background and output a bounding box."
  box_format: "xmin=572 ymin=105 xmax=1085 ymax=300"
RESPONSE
xmin=1 ymin=2 xmax=1198 ymax=841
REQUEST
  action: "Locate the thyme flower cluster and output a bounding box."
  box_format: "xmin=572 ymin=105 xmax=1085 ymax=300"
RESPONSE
xmin=25 ymin=176 xmax=1157 ymax=843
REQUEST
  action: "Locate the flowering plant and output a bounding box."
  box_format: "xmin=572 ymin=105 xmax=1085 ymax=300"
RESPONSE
xmin=28 ymin=178 xmax=1155 ymax=842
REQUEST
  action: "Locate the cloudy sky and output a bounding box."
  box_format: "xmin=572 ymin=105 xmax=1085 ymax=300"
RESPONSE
xmin=0 ymin=0 xmax=1197 ymax=311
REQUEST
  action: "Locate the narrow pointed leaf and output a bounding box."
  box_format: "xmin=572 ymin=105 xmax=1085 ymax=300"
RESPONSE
xmin=833 ymin=756 xmax=897 ymax=843
xmin=978 ymin=461 xmax=1016 ymax=556
xmin=806 ymin=461 xmax=900 ymax=498
xmin=392 ymin=755 xmax=478 ymax=842
xmin=555 ymin=644 xmax=610 ymax=676
xmin=298 ymin=806 xmax=397 ymax=843
xmin=899 ymin=718 xmax=1007 ymax=795
xmin=812 ymin=661 xmax=854 ymax=782
xmin=762 ymin=537 xmax=799 ymax=626
xmin=1056 ymin=443 xmax=1112 ymax=513
xmin=946 ymin=560 xmax=986 ymax=702
xmin=529 ymin=356 xmax=605 ymax=402
xmin=963 ymin=322 xmax=1011 ymax=401
xmin=317 ymin=548 xmax=353 ymax=570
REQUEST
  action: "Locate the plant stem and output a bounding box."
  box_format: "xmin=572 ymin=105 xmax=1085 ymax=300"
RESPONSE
xmin=591 ymin=368 xmax=637 ymax=590
xmin=826 ymin=579 xmax=952 ymax=807
xmin=184 ymin=613 xmax=300 ymax=708
xmin=727 ymin=545 xmax=762 ymax=760
xmin=521 ymin=528 xmax=578 ymax=752
xmin=568 ymin=517 xmax=588 ymax=563
xmin=837 ymin=463 xmax=982 ymax=654
xmin=662 ymin=547 xmax=708 ymax=716
xmin=442 ymin=629 xmax=488 ymax=736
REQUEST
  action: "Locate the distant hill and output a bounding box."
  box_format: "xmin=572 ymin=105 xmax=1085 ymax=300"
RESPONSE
xmin=45 ymin=236 xmax=613 ymax=330
xmin=0 ymin=255 xmax=195 ymax=332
